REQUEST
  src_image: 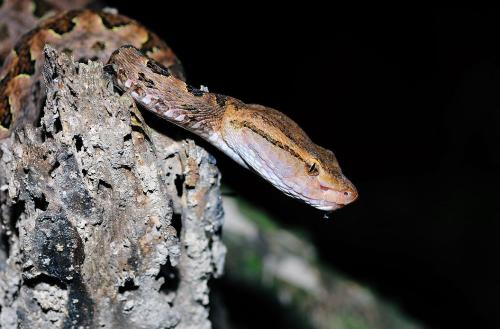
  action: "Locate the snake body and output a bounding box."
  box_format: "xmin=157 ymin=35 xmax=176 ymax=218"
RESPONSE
xmin=0 ymin=7 xmax=357 ymax=211
xmin=0 ymin=0 xmax=94 ymax=64
xmin=0 ymin=8 xmax=184 ymax=138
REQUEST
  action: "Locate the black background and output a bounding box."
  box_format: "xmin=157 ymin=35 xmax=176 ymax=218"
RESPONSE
xmin=106 ymin=4 xmax=500 ymax=329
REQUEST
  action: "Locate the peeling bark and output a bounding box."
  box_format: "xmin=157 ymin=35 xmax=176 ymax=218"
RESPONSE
xmin=0 ymin=47 xmax=226 ymax=329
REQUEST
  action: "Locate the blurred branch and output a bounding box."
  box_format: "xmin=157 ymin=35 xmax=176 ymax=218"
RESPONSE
xmin=220 ymin=197 xmax=426 ymax=329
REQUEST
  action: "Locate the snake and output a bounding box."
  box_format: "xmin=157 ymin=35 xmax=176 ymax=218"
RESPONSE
xmin=0 ymin=7 xmax=357 ymax=211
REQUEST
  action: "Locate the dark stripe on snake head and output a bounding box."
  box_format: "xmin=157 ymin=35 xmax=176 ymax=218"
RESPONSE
xmin=233 ymin=120 xmax=305 ymax=162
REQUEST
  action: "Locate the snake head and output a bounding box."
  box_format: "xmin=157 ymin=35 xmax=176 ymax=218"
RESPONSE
xmin=303 ymin=149 xmax=358 ymax=211
xmin=222 ymin=105 xmax=358 ymax=212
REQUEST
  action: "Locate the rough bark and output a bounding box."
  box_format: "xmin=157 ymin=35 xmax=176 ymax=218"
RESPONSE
xmin=0 ymin=47 xmax=226 ymax=329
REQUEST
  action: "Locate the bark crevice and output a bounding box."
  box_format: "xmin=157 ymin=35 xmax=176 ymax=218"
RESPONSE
xmin=0 ymin=46 xmax=225 ymax=329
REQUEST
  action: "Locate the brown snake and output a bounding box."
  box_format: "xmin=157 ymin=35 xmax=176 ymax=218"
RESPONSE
xmin=0 ymin=7 xmax=357 ymax=211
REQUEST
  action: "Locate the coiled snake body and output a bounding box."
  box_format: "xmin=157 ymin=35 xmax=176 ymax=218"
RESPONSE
xmin=0 ymin=7 xmax=357 ymax=211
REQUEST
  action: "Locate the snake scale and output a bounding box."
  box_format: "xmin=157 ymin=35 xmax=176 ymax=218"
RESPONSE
xmin=0 ymin=6 xmax=357 ymax=211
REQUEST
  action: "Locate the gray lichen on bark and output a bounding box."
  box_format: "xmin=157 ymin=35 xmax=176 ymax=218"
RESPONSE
xmin=0 ymin=46 xmax=226 ymax=329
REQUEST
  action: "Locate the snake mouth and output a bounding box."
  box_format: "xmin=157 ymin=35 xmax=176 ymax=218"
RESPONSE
xmin=285 ymin=179 xmax=357 ymax=211
xmin=278 ymin=181 xmax=344 ymax=212
xmin=319 ymin=184 xmax=331 ymax=191
xmin=318 ymin=183 xmax=358 ymax=206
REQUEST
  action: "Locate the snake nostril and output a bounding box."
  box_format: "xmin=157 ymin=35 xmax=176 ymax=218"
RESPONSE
xmin=343 ymin=190 xmax=358 ymax=202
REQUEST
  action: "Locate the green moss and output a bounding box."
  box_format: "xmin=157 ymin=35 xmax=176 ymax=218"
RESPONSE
xmin=335 ymin=314 xmax=372 ymax=329
xmin=240 ymin=251 xmax=263 ymax=278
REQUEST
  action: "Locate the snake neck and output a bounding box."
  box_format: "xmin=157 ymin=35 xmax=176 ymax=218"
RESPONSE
xmin=107 ymin=46 xmax=233 ymax=141
xmin=107 ymin=46 xmax=255 ymax=168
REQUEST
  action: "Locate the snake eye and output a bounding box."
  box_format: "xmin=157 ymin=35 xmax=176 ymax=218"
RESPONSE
xmin=307 ymin=162 xmax=319 ymax=176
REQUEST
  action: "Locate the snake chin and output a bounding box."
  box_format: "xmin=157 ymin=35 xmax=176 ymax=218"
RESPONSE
xmin=313 ymin=203 xmax=344 ymax=212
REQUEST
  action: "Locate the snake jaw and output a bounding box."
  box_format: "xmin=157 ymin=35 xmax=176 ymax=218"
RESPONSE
xmin=314 ymin=203 xmax=344 ymax=212
xmin=304 ymin=190 xmax=356 ymax=212
xmin=321 ymin=183 xmax=358 ymax=204
xmin=315 ymin=175 xmax=358 ymax=210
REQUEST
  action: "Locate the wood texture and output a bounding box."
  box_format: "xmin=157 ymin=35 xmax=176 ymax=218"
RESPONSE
xmin=0 ymin=47 xmax=225 ymax=329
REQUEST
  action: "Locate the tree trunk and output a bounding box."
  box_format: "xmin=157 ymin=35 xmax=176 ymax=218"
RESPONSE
xmin=0 ymin=47 xmax=226 ymax=329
